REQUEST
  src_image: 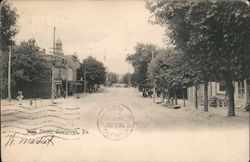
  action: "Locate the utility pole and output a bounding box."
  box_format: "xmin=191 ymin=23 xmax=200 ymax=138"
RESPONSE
xmin=8 ymin=46 xmax=11 ymax=103
xmin=84 ymin=67 xmax=86 ymax=96
xmin=51 ymin=27 xmax=56 ymax=103
xmin=66 ymin=69 xmax=68 ymax=98
xmin=151 ymin=49 xmax=156 ymax=103
xmin=128 ymin=66 xmax=131 ymax=87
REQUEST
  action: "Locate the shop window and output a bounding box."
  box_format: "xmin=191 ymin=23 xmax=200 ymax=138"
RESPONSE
xmin=216 ymin=82 xmax=226 ymax=94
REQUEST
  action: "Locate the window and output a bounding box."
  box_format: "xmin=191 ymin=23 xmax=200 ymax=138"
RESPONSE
xmin=238 ymin=82 xmax=245 ymax=99
xmin=58 ymin=69 xmax=62 ymax=79
xmin=216 ymin=82 xmax=226 ymax=94
xmin=219 ymin=82 xmax=226 ymax=91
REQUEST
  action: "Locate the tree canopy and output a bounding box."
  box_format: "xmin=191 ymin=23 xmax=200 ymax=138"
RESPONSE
xmin=147 ymin=0 xmax=250 ymax=116
xmin=126 ymin=43 xmax=158 ymax=91
xmin=149 ymin=48 xmax=192 ymax=89
xmin=10 ymin=39 xmax=51 ymax=98
xmin=0 ymin=1 xmax=19 ymax=98
xmin=79 ymin=56 xmax=106 ymax=91
xmin=0 ymin=1 xmax=18 ymax=51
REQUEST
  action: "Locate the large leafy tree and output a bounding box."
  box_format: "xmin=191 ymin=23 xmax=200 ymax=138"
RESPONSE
xmin=148 ymin=0 xmax=250 ymax=116
xmin=0 ymin=1 xmax=18 ymax=51
xmin=11 ymin=39 xmax=51 ymax=98
xmin=148 ymin=48 xmax=195 ymax=104
xmin=126 ymin=43 xmax=158 ymax=91
xmin=79 ymin=56 xmax=106 ymax=91
xmin=0 ymin=1 xmax=19 ymax=98
xmin=148 ymin=1 xmax=215 ymax=111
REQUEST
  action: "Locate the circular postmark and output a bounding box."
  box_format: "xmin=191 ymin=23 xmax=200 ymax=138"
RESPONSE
xmin=97 ymin=104 xmax=134 ymax=140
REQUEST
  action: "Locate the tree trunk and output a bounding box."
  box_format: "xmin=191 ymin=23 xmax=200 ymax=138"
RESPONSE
xmin=183 ymin=88 xmax=186 ymax=107
xmin=204 ymin=80 xmax=208 ymax=111
xmin=161 ymin=90 xmax=164 ymax=103
xmin=174 ymin=89 xmax=178 ymax=105
xmin=194 ymin=83 xmax=198 ymax=109
xmin=167 ymin=88 xmax=170 ymax=104
xmin=225 ymin=79 xmax=235 ymax=117
xmin=244 ymin=79 xmax=250 ymax=111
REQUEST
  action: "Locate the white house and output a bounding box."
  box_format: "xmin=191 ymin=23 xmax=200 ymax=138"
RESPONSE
xmin=187 ymin=80 xmax=249 ymax=108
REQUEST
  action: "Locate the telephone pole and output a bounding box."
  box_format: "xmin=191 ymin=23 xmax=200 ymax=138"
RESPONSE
xmin=84 ymin=67 xmax=86 ymax=96
xmin=66 ymin=66 xmax=68 ymax=98
xmin=8 ymin=46 xmax=11 ymax=103
xmin=51 ymin=27 xmax=56 ymax=103
xmin=128 ymin=66 xmax=131 ymax=87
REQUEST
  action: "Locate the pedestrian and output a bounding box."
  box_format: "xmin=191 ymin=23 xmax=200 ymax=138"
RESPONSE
xmin=63 ymin=90 xmax=66 ymax=99
xmin=143 ymin=89 xmax=147 ymax=97
xmin=17 ymin=91 xmax=24 ymax=105
xmin=148 ymin=89 xmax=153 ymax=98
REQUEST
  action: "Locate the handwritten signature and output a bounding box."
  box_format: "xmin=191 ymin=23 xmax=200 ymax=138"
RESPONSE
xmin=4 ymin=129 xmax=89 ymax=147
xmin=5 ymin=133 xmax=55 ymax=147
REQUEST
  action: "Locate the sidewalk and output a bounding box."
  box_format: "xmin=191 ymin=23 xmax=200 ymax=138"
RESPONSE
xmin=1 ymin=93 xmax=86 ymax=109
xmin=151 ymin=97 xmax=249 ymax=119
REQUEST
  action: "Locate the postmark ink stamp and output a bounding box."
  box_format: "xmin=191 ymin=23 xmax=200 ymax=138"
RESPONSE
xmin=97 ymin=104 xmax=134 ymax=140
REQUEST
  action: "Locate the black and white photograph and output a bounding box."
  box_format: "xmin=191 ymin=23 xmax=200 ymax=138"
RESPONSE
xmin=1 ymin=0 xmax=250 ymax=161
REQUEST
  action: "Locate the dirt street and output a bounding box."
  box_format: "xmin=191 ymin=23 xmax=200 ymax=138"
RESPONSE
xmin=2 ymin=87 xmax=249 ymax=162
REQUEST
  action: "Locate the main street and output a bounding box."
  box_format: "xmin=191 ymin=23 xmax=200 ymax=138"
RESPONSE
xmin=2 ymin=87 xmax=249 ymax=162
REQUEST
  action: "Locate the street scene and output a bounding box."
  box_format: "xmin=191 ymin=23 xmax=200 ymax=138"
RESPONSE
xmin=1 ymin=0 xmax=250 ymax=162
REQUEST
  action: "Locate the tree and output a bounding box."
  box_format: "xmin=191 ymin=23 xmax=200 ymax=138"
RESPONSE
xmin=11 ymin=39 xmax=51 ymax=98
xmin=126 ymin=43 xmax=158 ymax=91
xmin=122 ymin=73 xmax=131 ymax=86
xmin=148 ymin=1 xmax=214 ymax=110
xmin=0 ymin=1 xmax=18 ymax=51
xmin=123 ymin=72 xmax=137 ymax=87
xmin=148 ymin=1 xmax=250 ymax=116
xmin=79 ymin=56 xmax=106 ymax=92
xmin=148 ymin=48 xmax=194 ymax=105
xmin=107 ymin=72 xmax=119 ymax=86
xmin=0 ymin=1 xmax=19 ymax=98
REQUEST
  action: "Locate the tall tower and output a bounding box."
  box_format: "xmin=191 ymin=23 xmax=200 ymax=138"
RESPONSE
xmin=55 ymin=39 xmax=64 ymax=55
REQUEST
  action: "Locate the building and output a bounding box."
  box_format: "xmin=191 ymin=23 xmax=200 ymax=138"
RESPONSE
xmin=42 ymin=39 xmax=82 ymax=98
xmin=187 ymin=80 xmax=250 ymax=108
xmin=64 ymin=53 xmax=82 ymax=96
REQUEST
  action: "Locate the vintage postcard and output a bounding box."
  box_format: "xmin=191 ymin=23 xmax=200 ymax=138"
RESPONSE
xmin=1 ymin=0 xmax=250 ymax=161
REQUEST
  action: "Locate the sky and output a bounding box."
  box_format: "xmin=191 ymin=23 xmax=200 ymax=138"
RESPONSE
xmin=10 ymin=0 xmax=166 ymax=75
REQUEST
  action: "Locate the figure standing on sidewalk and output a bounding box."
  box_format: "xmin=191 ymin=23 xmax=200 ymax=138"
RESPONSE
xmin=17 ymin=91 xmax=24 ymax=105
